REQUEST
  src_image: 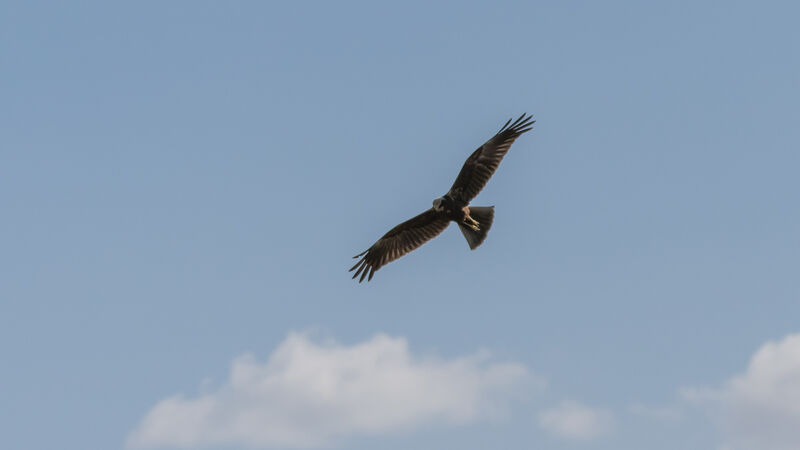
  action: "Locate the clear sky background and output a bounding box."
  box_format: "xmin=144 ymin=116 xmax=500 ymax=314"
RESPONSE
xmin=2 ymin=1 xmax=799 ymax=449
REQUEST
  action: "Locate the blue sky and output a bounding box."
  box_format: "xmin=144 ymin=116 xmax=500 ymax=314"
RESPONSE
xmin=2 ymin=1 xmax=799 ymax=449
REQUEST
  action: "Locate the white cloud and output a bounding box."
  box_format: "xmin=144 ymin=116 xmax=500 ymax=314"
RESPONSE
xmin=684 ymin=332 xmax=800 ymax=450
xmin=127 ymin=332 xmax=533 ymax=448
xmin=537 ymin=400 xmax=613 ymax=440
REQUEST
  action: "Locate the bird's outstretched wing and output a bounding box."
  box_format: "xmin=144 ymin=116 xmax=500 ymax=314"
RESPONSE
xmin=350 ymin=209 xmax=450 ymax=282
xmin=446 ymin=113 xmax=535 ymax=204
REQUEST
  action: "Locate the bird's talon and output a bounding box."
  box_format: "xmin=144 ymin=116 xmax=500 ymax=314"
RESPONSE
xmin=464 ymin=217 xmax=480 ymax=231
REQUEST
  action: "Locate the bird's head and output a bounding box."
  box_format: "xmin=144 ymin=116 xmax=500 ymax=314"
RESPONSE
xmin=432 ymin=197 xmax=445 ymax=211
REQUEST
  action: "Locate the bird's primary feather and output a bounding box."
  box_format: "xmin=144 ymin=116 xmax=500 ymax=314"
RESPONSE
xmin=350 ymin=209 xmax=450 ymax=282
xmin=447 ymin=113 xmax=535 ymax=204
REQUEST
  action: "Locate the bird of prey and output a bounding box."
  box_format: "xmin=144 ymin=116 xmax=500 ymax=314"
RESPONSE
xmin=350 ymin=113 xmax=535 ymax=282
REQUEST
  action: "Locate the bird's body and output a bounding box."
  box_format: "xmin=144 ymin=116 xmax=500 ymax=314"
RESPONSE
xmin=350 ymin=113 xmax=534 ymax=282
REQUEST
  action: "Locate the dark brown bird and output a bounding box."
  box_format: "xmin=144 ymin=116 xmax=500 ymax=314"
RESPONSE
xmin=350 ymin=113 xmax=535 ymax=282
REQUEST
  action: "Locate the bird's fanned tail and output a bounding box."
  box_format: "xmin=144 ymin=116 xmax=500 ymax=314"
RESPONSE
xmin=458 ymin=206 xmax=494 ymax=250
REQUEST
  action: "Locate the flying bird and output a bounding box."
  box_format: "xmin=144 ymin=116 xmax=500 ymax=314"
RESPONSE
xmin=350 ymin=113 xmax=535 ymax=282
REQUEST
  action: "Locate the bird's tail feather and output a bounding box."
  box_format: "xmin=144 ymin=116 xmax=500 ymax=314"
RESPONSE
xmin=458 ymin=206 xmax=494 ymax=250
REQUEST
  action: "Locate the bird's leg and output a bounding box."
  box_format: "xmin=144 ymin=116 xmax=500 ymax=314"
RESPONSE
xmin=464 ymin=215 xmax=480 ymax=231
xmin=461 ymin=206 xmax=480 ymax=231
